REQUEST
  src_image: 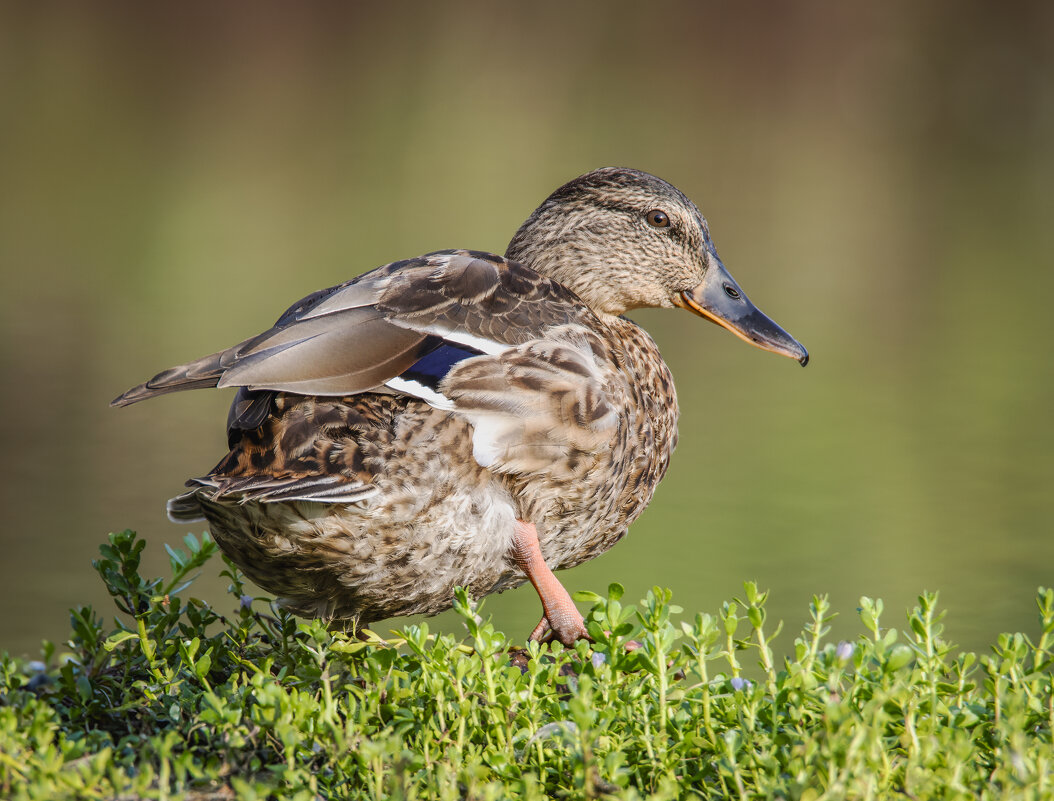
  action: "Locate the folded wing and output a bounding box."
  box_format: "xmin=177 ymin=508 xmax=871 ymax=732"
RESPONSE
xmin=111 ymin=250 xmax=590 ymax=410
xmin=113 ymin=250 xmax=623 ymax=503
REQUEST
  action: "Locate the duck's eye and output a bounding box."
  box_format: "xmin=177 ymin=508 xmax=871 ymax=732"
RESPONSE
xmin=646 ymin=209 xmax=670 ymax=228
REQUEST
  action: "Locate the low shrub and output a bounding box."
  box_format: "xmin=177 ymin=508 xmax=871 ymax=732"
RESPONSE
xmin=1 ymin=530 xmax=1051 ymax=800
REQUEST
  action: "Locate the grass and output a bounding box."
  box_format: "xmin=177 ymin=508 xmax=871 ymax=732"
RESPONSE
xmin=1 ymin=531 xmax=1052 ymax=800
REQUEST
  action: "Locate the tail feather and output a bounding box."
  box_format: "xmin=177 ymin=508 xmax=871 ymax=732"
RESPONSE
xmin=110 ymin=349 xmax=229 ymax=407
xmin=166 ymin=489 xmax=206 ymax=523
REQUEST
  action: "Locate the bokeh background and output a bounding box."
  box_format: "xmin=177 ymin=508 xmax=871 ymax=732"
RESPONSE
xmin=2 ymin=2 xmax=1051 ymax=658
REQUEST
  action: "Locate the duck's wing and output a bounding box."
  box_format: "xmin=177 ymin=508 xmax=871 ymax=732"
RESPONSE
xmin=111 ymin=249 xmax=591 ymax=410
xmin=115 ymin=250 xmax=624 ymax=502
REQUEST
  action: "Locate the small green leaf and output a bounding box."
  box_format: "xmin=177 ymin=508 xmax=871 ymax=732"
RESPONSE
xmin=103 ymin=631 xmax=138 ymax=651
xmin=885 ymin=643 xmax=914 ymax=673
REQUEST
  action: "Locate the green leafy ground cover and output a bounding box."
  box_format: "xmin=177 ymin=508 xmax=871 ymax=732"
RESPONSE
xmin=1 ymin=531 xmax=1051 ymax=800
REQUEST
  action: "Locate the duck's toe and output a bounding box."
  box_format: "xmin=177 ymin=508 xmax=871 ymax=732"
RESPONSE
xmin=528 ymin=612 xmax=590 ymax=648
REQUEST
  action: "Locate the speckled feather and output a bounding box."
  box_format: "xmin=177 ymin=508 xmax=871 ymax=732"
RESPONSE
xmin=112 ymin=167 xmax=780 ymax=627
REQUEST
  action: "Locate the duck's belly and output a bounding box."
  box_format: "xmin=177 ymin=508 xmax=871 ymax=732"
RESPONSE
xmin=197 ymin=469 xmax=637 ymax=624
xmin=199 ymin=482 xmax=521 ymax=623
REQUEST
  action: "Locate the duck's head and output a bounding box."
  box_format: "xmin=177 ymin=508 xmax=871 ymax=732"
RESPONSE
xmin=505 ymin=167 xmax=808 ymax=366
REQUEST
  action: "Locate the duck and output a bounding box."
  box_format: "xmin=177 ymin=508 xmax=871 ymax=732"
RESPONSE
xmin=112 ymin=167 xmax=808 ymax=646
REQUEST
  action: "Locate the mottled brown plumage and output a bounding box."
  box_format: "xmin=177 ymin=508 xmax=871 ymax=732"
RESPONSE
xmin=113 ymin=167 xmax=808 ymax=644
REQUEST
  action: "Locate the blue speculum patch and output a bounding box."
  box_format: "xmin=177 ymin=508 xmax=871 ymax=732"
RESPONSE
xmin=400 ymin=340 xmax=483 ymax=391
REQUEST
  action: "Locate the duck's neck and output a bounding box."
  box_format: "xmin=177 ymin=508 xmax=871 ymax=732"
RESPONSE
xmin=506 ymin=222 xmax=636 ymax=317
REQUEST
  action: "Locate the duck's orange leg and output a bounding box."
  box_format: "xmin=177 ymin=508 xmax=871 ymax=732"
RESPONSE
xmin=512 ymin=520 xmax=589 ymax=646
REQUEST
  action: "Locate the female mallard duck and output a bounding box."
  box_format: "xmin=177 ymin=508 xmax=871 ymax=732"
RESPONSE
xmin=113 ymin=167 xmax=807 ymax=645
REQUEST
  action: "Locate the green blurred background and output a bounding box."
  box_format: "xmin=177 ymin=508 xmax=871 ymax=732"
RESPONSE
xmin=1 ymin=2 xmax=1051 ymax=657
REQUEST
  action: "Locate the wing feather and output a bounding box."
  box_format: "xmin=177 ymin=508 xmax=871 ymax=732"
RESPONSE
xmin=111 ymin=250 xmax=594 ymax=409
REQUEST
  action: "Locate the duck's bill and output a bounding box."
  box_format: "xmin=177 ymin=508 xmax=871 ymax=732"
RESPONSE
xmin=676 ymin=261 xmax=809 ymax=366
